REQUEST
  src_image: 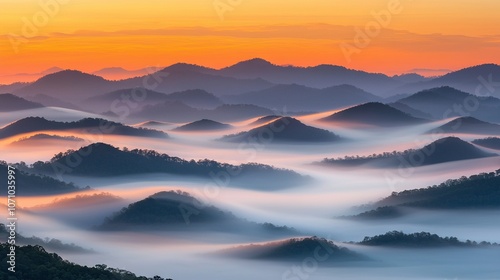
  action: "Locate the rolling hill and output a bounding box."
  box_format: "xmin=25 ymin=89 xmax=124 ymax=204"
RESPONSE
xmin=173 ymin=119 xmax=231 ymax=131
xmin=0 ymin=93 xmax=44 ymax=111
xmin=14 ymin=70 xmax=116 ymax=101
xmin=0 ymin=117 xmax=168 ymax=139
xmin=321 ymin=137 xmax=496 ymax=168
xmin=397 ymin=86 xmax=500 ymax=123
xmin=31 ymin=143 xmax=307 ymax=189
xmin=429 ymin=117 xmax=500 ymax=135
xmin=99 ymin=190 xmax=295 ymax=237
xmin=222 ymin=117 xmax=341 ymax=143
xmin=0 ymin=244 xmax=170 ymax=280
xmin=358 ymin=231 xmax=498 ymax=248
xmin=320 ymin=102 xmax=427 ymax=126
xmin=351 ymin=170 xmax=500 ymax=218
xmin=220 ymin=236 xmax=367 ymax=263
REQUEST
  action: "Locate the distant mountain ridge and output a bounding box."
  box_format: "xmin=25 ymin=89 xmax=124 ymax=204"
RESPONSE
xmin=8 ymin=61 xmax=500 ymax=106
xmin=0 ymin=93 xmax=44 ymax=111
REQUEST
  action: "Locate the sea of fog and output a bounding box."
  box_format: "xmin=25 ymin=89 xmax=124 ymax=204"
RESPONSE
xmin=1 ymin=113 xmax=500 ymax=279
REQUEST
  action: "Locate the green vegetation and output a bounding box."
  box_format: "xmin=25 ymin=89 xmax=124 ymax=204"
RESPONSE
xmin=0 ymin=244 xmax=171 ymax=280
xmin=359 ymin=231 xmax=499 ymax=248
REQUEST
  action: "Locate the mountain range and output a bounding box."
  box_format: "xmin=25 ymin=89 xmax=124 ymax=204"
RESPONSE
xmin=5 ymin=60 xmax=500 ymax=105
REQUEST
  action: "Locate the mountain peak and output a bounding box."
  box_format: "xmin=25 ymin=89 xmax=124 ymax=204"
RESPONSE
xmin=321 ymin=102 xmax=426 ymax=126
xmin=223 ymin=117 xmax=340 ymax=143
xmin=235 ymin=58 xmax=273 ymax=66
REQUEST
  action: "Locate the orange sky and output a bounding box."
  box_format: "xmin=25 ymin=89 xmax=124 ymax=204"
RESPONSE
xmin=1 ymin=0 xmax=499 ymax=83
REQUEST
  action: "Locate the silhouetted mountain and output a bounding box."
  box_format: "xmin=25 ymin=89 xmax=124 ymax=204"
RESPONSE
xmin=173 ymin=119 xmax=231 ymax=131
xmin=358 ymin=231 xmax=498 ymax=248
xmin=429 ymin=117 xmax=500 ymax=135
xmin=472 ymin=137 xmax=500 ymax=150
xmin=31 ymin=143 xmax=307 ymax=189
xmin=0 ymin=93 xmax=44 ymax=111
xmin=0 ymin=82 xmax=31 ymax=93
xmin=14 ymin=70 xmax=116 ymax=101
xmin=0 ymin=117 xmax=168 ymax=139
xmin=222 ymin=117 xmax=340 ymax=143
xmin=388 ymin=102 xmax=434 ymax=120
xmin=218 ymin=58 xmax=399 ymax=96
xmin=220 ymin=236 xmax=367 ymax=263
xmin=0 ymin=244 xmax=171 ymax=280
xmin=377 ymin=170 xmax=500 ymax=209
xmin=99 ymin=190 xmax=295 ymax=236
xmin=162 ymin=62 xmax=217 ymax=75
xmin=397 ymin=86 xmax=500 ymax=122
xmin=224 ymin=84 xmax=380 ymax=111
xmin=396 ymin=64 xmax=500 ymax=95
xmin=321 ymin=137 xmax=496 ymax=167
xmin=0 ymin=163 xmax=84 ymax=196
xmin=132 ymin=102 xmax=273 ymax=123
xmin=320 ymin=102 xmax=426 ymax=126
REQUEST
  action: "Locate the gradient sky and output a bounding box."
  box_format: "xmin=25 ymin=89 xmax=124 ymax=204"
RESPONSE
xmin=1 ymin=0 xmax=499 ymax=82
